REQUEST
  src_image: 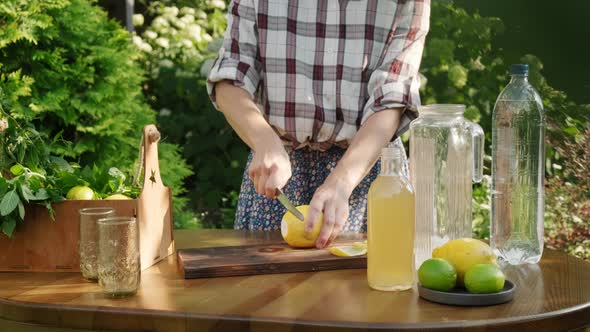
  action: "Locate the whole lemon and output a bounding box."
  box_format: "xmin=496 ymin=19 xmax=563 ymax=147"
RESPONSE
xmin=66 ymin=186 xmax=95 ymax=200
xmin=281 ymin=205 xmax=323 ymax=248
xmin=105 ymin=194 xmax=132 ymax=200
xmin=464 ymin=263 xmax=505 ymax=294
xmin=432 ymin=238 xmax=497 ymax=285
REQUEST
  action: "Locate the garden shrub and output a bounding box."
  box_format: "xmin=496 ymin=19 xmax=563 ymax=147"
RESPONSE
xmin=544 ymin=129 xmax=590 ymax=260
xmin=134 ymin=1 xmax=239 ymax=228
xmin=0 ymin=0 xmax=195 ymax=228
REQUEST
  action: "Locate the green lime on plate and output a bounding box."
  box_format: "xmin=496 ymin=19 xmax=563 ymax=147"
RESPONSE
xmin=418 ymin=258 xmax=457 ymax=292
xmin=464 ymin=263 xmax=505 ymax=294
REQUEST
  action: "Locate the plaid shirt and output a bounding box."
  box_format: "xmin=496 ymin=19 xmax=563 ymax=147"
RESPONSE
xmin=208 ymin=0 xmax=430 ymax=150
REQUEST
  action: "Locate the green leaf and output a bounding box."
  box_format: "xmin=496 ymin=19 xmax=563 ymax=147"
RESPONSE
xmin=0 ymin=190 xmax=20 ymax=216
xmin=10 ymin=164 xmax=24 ymax=176
xmin=18 ymin=200 xmax=25 ymax=220
xmin=34 ymin=188 xmax=49 ymax=200
xmin=108 ymin=167 xmax=125 ymax=180
xmin=563 ymin=126 xmax=580 ymax=137
xmin=0 ymin=179 xmax=8 ymax=197
xmin=1 ymin=218 xmax=17 ymax=237
xmin=45 ymin=203 xmax=56 ymax=221
xmin=20 ymin=184 xmax=34 ymax=202
xmin=49 ymin=156 xmax=74 ymax=173
xmin=16 ymin=145 xmax=25 ymax=163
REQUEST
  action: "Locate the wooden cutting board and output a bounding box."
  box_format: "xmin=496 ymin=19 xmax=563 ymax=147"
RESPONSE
xmin=177 ymin=240 xmax=367 ymax=279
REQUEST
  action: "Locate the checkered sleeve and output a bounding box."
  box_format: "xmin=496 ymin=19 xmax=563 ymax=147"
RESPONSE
xmin=361 ymin=0 xmax=430 ymax=139
xmin=207 ymin=0 xmax=261 ymax=108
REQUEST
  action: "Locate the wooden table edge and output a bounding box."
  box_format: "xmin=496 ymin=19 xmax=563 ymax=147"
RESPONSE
xmin=1 ymin=294 xmax=589 ymax=331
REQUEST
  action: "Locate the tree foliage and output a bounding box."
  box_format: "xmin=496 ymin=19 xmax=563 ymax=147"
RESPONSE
xmin=0 ymin=0 xmax=194 ymax=229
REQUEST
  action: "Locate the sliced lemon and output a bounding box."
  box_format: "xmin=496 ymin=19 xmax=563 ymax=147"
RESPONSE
xmin=352 ymin=240 xmax=368 ymax=250
xmin=329 ymin=245 xmax=367 ymax=257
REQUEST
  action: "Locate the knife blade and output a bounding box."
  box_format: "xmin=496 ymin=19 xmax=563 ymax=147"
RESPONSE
xmin=276 ymin=188 xmax=305 ymax=221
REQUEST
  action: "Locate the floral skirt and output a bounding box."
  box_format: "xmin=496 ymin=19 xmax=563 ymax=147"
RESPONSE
xmin=234 ymin=141 xmax=408 ymax=233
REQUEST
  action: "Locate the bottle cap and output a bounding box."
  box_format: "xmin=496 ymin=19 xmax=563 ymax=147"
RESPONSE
xmin=510 ymin=64 xmax=529 ymax=75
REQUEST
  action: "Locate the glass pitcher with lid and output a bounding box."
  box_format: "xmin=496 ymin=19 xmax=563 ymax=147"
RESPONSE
xmin=409 ymin=104 xmax=484 ymax=267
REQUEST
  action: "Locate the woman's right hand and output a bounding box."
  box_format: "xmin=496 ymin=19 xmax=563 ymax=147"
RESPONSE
xmin=248 ymin=141 xmax=292 ymax=199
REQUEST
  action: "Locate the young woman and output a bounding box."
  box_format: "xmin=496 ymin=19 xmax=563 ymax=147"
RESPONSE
xmin=208 ymin=0 xmax=430 ymax=248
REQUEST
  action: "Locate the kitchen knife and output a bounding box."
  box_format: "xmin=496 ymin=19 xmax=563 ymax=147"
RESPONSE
xmin=276 ymin=188 xmax=305 ymax=221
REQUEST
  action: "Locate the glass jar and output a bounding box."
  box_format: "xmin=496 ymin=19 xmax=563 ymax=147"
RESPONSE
xmin=409 ymin=104 xmax=484 ymax=267
xmin=97 ymin=217 xmax=140 ymax=298
xmin=79 ymin=208 xmax=116 ymax=281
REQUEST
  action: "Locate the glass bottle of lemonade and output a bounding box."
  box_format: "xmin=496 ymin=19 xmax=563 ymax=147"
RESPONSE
xmin=367 ymin=143 xmax=416 ymax=291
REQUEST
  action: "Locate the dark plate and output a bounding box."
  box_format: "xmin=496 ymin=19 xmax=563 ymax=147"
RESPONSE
xmin=418 ymin=280 xmax=516 ymax=306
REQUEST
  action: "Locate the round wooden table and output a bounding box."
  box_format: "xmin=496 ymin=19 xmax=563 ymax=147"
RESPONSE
xmin=0 ymin=229 xmax=589 ymax=332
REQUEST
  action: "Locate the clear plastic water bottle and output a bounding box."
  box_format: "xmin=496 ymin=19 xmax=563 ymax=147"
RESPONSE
xmin=491 ymin=64 xmax=545 ymax=265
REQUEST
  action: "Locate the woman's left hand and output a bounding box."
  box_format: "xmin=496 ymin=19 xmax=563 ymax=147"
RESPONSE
xmin=305 ymin=178 xmax=353 ymax=248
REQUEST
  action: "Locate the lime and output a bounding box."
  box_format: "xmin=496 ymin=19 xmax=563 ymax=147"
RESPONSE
xmin=464 ymin=263 xmax=505 ymax=294
xmin=66 ymin=186 xmax=95 ymax=200
xmin=418 ymin=258 xmax=457 ymax=291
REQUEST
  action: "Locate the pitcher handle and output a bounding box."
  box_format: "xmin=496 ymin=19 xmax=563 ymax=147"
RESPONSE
xmin=467 ymin=121 xmax=484 ymax=183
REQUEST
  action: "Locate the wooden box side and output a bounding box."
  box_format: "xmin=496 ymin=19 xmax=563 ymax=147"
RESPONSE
xmin=0 ymin=200 xmax=136 ymax=272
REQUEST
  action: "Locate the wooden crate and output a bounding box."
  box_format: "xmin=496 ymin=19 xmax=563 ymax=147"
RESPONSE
xmin=0 ymin=125 xmax=175 ymax=272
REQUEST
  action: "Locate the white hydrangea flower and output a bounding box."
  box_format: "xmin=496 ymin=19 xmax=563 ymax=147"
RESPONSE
xmin=139 ymin=42 xmax=153 ymax=53
xmin=180 ymin=7 xmax=195 ymax=16
xmin=180 ymin=15 xmax=195 ymax=24
xmin=173 ymin=19 xmax=186 ymax=30
xmin=203 ymin=33 xmax=212 ymax=42
xmin=187 ymin=24 xmax=202 ymax=37
xmin=159 ymin=108 xmax=172 ymax=117
xmin=196 ymin=10 xmax=207 ymax=20
xmin=132 ymin=14 xmax=144 ymax=27
xmin=144 ymin=30 xmax=158 ymax=40
xmin=159 ymin=59 xmax=174 ymax=68
xmin=155 ymin=37 xmax=170 ymax=49
xmin=181 ymin=39 xmax=193 ymax=48
xmin=163 ymin=6 xmax=179 ymax=17
xmin=153 ymin=17 xmax=169 ymax=29
xmin=207 ymin=0 xmax=226 ymax=10
xmin=132 ymin=35 xmax=143 ymax=46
